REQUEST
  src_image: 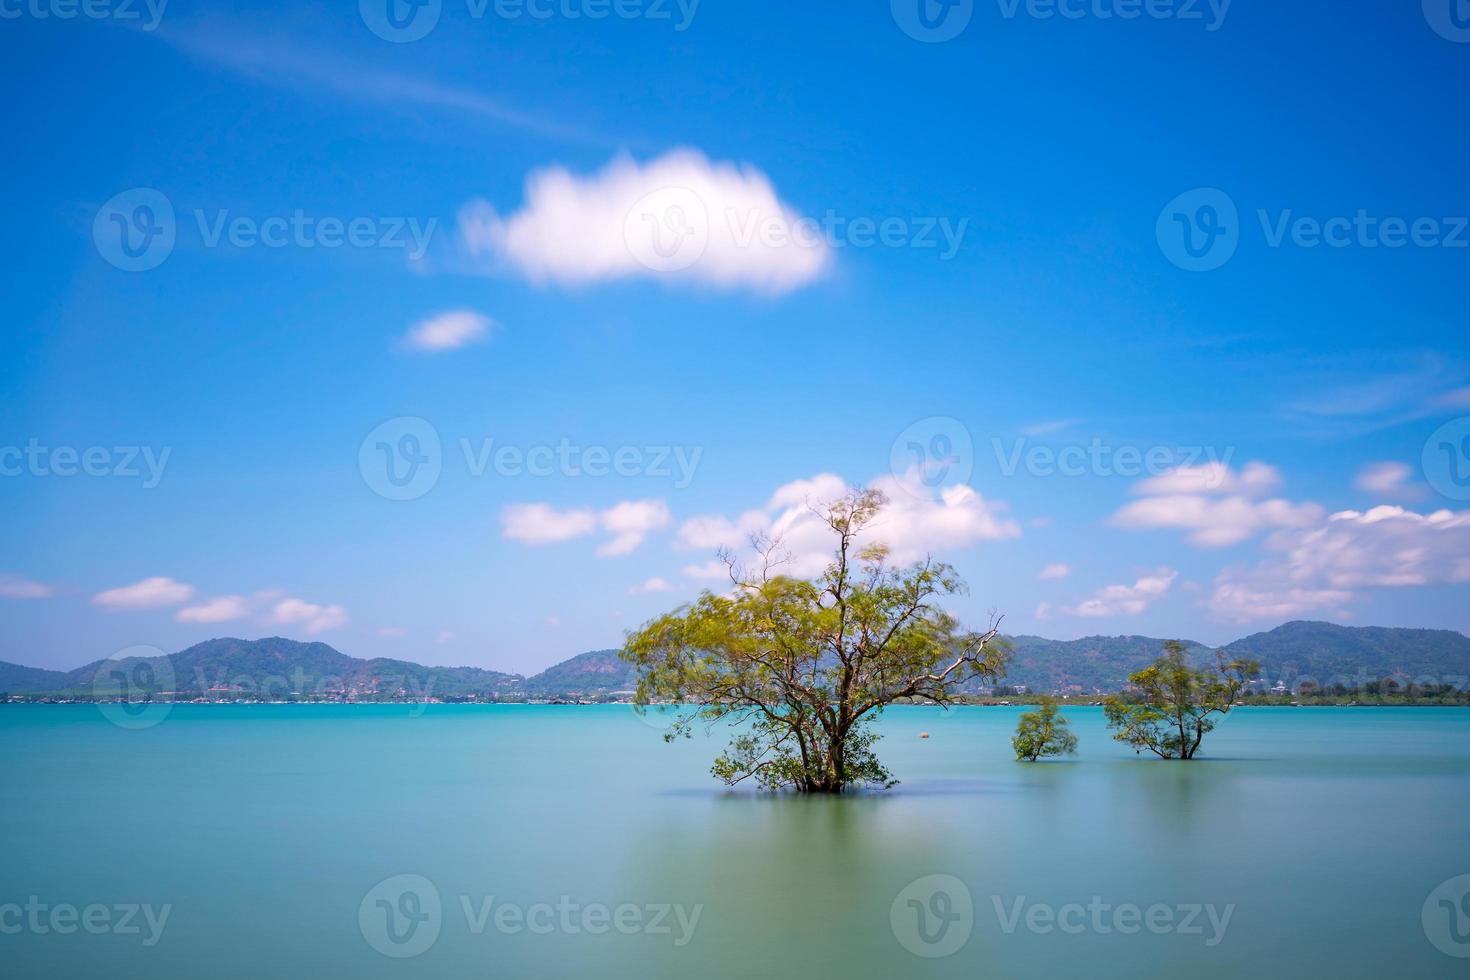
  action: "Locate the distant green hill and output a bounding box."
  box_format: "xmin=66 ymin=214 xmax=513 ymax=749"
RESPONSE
xmin=3 ymin=622 xmax=1466 ymax=700
xmin=1223 ymin=621 xmax=1470 ymax=686
xmin=2 ymin=637 xmax=523 ymax=699
xmin=984 ymin=634 xmax=1213 ymax=694
xmin=523 ymin=649 xmax=634 ymax=697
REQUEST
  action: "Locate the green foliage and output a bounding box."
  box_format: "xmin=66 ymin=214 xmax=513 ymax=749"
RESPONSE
xmin=622 ymin=489 xmax=1009 ymax=793
xmin=1103 ymin=641 xmax=1260 ymax=760
xmin=1011 ymin=697 xmax=1078 ymax=761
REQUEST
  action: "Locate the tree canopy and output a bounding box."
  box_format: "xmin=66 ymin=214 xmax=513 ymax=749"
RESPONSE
xmin=622 ymin=489 xmax=1009 ymax=793
xmin=1103 ymin=641 xmax=1260 ymax=760
xmin=1012 ymin=697 xmax=1078 ymax=762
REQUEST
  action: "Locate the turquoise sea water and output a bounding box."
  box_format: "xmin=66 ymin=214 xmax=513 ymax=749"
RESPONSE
xmin=2 ymin=704 xmax=1469 ymax=978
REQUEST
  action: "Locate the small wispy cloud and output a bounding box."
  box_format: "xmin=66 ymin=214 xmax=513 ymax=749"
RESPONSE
xmin=176 ymin=595 xmax=251 ymax=623
xmin=401 ymin=309 xmax=494 ymax=352
xmin=0 ymin=574 xmax=55 ymax=599
xmin=91 ymin=576 xmax=195 ymax=611
xmin=155 ymin=23 xmax=602 ymax=145
xmin=1020 ymin=419 xmax=1083 ymax=437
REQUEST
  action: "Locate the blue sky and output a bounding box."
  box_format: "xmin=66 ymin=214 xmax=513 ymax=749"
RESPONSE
xmin=2 ymin=0 xmax=1468 ymax=673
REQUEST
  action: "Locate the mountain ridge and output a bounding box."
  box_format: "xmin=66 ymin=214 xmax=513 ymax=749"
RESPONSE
xmin=2 ymin=621 xmax=1467 ymax=699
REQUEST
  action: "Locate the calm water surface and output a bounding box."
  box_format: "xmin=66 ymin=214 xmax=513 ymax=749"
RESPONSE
xmin=2 ymin=704 xmax=1468 ymax=978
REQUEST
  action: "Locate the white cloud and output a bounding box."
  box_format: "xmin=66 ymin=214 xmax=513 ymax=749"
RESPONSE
xmin=681 ymin=560 xmax=731 ymax=581
xmin=402 ymin=309 xmax=494 ymax=352
xmin=1433 ymin=386 xmax=1470 ymax=409
xmin=629 ymin=576 xmax=675 ymax=595
xmin=378 ymin=626 xmax=408 ymax=638
xmin=1020 ymin=419 xmax=1083 ymax=436
xmin=0 ymin=574 xmax=54 ymax=599
xmin=269 ymin=598 xmax=348 ymax=635
xmin=459 ymin=148 xmax=830 ymax=295
xmin=1354 ymin=461 xmax=1423 ymax=500
xmin=175 ymin=595 xmax=251 ymax=624
xmin=1207 ymin=584 xmax=1355 ymax=623
xmin=675 ymin=472 xmax=1020 ymax=578
xmin=504 ymin=498 xmax=671 ymax=555
xmin=1131 ymin=460 xmax=1280 ymax=497
xmin=91 ymin=577 xmax=195 ymax=611
xmin=502 ymin=503 xmax=599 ymax=545
xmin=1110 ymin=462 xmax=1321 ymax=548
xmin=1038 ymin=563 xmax=1071 ymax=581
xmin=1066 ymin=568 xmax=1178 ymax=617
xmin=597 ymin=499 xmax=673 ymax=556
xmin=1208 ymin=506 xmax=1470 ymax=621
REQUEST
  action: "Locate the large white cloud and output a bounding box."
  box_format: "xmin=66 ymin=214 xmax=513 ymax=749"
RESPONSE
xmin=459 ymin=148 xmax=830 ymax=295
xmin=675 ymin=472 xmax=1020 ymax=578
xmin=1208 ymin=506 xmax=1470 ymax=621
xmin=503 ymin=498 xmax=672 ymax=556
xmin=1110 ymin=461 xmax=1322 ymax=547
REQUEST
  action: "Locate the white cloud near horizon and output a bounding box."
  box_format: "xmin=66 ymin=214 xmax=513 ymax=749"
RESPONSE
xmin=1353 ymin=461 xmax=1424 ymax=501
xmin=1208 ymin=505 xmax=1470 ymax=622
xmin=91 ymin=577 xmax=195 ymax=611
xmin=268 ymin=597 xmax=348 ymax=635
xmin=0 ymin=574 xmax=54 ymax=599
xmin=175 ymin=595 xmax=251 ymax=624
xmin=459 ymin=148 xmax=830 ymax=295
xmin=402 ymin=310 xmax=494 ymax=352
xmin=1110 ymin=461 xmax=1322 ymax=548
xmin=1065 ymin=568 xmax=1178 ymax=618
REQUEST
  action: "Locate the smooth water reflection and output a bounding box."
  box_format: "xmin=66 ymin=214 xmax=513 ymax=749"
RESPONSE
xmin=1 ymin=704 xmax=1468 ymax=978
